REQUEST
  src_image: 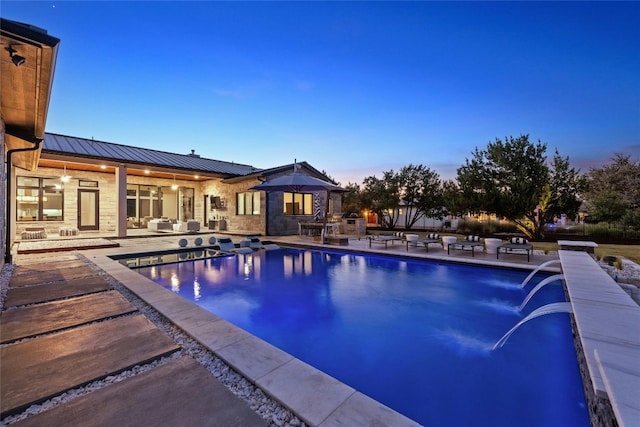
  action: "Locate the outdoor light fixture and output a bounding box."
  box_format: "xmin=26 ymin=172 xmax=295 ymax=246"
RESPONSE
xmin=61 ymin=164 xmax=71 ymax=183
xmin=6 ymin=46 xmax=25 ymax=67
xmin=171 ymin=174 xmax=179 ymax=191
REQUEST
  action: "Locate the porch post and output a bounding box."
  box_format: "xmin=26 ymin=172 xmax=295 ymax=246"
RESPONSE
xmin=115 ymin=164 xmax=127 ymax=237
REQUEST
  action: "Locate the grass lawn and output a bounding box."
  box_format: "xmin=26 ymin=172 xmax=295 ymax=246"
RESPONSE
xmin=532 ymin=241 xmax=640 ymax=265
xmin=369 ymin=231 xmax=640 ymax=265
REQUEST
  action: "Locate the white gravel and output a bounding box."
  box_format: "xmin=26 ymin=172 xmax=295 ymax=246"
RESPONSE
xmin=0 ymin=257 xmax=304 ymax=427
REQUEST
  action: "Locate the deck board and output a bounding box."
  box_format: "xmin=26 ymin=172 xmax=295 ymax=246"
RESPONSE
xmin=0 ymin=314 xmax=180 ymax=417
xmin=0 ymin=291 xmax=136 ymax=343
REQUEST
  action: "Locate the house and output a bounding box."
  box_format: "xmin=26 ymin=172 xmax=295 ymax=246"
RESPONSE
xmin=1 ymin=19 xmax=342 ymax=269
xmin=11 ymin=132 xmax=342 ymax=238
xmin=1 ymin=18 xmax=60 ymax=265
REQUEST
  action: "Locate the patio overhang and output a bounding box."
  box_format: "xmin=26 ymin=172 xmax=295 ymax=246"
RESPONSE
xmin=1 ymin=18 xmax=60 ymax=170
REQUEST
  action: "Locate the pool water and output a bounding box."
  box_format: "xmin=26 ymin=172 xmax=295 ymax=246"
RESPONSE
xmin=136 ymin=247 xmax=589 ymax=426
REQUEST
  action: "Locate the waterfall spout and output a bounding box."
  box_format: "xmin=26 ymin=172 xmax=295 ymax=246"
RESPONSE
xmin=519 ymin=274 xmax=565 ymax=311
xmin=521 ymin=259 xmax=561 ymax=288
xmin=492 ymin=302 xmax=573 ymax=350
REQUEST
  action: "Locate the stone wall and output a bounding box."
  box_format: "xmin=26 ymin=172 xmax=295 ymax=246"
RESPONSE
xmin=15 ymin=167 xmax=119 ymax=234
xmin=0 ymin=119 xmax=6 ymax=266
xmin=202 ymin=178 xmax=265 ymax=235
xmin=564 ymin=288 xmax=618 ymax=427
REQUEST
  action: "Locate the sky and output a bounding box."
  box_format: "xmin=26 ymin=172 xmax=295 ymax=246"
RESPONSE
xmin=2 ymin=1 xmax=639 ymax=185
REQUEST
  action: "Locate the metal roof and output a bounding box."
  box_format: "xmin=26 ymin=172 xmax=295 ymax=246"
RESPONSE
xmin=42 ymin=133 xmax=262 ymax=177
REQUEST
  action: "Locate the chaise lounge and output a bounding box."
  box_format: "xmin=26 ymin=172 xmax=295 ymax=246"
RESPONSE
xmin=368 ymin=232 xmax=404 ymax=248
xmin=497 ymin=237 xmax=533 ymax=262
xmin=447 ymin=235 xmax=484 ymax=257
xmin=407 ymin=233 xmax=442 ymax=252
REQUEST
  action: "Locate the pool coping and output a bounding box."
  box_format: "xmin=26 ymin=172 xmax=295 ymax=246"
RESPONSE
xmin=86 ymin=241 xmax=566 ymax=426
xmin=89 ymin=250 xmax=424 ymax=426
xmin=559 ymin=250 xmax=640 ymax=427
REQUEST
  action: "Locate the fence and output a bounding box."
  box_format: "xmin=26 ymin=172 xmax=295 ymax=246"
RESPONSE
xmin=545 ymin=223 xmax=640 ymax=242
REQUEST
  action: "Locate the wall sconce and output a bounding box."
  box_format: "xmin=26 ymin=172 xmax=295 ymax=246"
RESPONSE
xmin=61 ymin=164 xmax=71 ymax=183
xmin=6 ymin=46 xmax=25 ymax=67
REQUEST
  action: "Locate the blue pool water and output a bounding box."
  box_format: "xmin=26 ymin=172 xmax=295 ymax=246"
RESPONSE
xmin=135 ymin=247 xmax=589 ymax=426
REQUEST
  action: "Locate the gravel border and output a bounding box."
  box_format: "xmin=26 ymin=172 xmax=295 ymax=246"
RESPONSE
xmin=0 ymin=255 xmax=304 ymax=427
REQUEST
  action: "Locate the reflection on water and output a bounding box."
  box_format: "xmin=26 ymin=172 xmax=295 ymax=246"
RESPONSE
xmin=135 ymin=247 xmax=588 ymax=427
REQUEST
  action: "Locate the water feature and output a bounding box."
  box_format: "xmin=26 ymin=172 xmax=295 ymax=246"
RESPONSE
xmin=520 ymin=259 xmax=561 ymax=288
xmin=519 ymin=274 xmax=565 ymax=311
xmin=133 ymin=247 xmax=588 ymax=427
xmin=493 ymin=302 xmax=574 ymax=350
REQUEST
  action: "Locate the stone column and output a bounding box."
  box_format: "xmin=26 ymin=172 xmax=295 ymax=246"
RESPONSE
xmin=115 ymin=164 xmax=127 ymax=237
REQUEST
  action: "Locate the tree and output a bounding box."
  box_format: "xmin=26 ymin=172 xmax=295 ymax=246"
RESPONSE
xmin=455 ymin=135 xmax=582 ymax=239
xmin=361 ymin=165 xmax=445 ymax=229
xmin=539 ymin=150 xmax=588 ymax=225
xmin=361 ymin=171 xmax=401 ymax=228
xmin=340 ymin=182 xmax=363 ymax=217
xmin=397 ymin=164 xmax=445 ymax=229
xmin=585 ymin=153 xmax=640 ymax=224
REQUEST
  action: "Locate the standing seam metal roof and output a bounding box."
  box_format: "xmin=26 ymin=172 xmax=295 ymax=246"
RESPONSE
xmin=42 ymin=133 xmax=262 ymax=176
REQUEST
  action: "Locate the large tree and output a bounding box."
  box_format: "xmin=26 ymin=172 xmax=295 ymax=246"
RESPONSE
xmin=455 ymin=135 xmax=582 ymax=239
xmin=361 ymin=171 xmax=401 ymax=228
xmin=539 ymin=150 xmax=588 ymax=226
xmin=585 ymin=153 xmax=640 ymax=224
xmin=361 ymin=165 xmax=444 ymax=229
xmin=397 ymin=164 xmax=445 ymax=229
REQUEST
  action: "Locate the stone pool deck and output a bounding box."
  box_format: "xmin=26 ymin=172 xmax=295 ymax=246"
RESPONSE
xmin=2 ymin=233 xmax=636 ymax=426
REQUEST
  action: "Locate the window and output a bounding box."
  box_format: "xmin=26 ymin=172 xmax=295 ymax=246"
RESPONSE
xmin=79 ymin=179 xmax=98 ymax=188
xmin=237 ymin=191 xmax=260 ymax=215
xmin=16 ymin=176 xmax=64 ymax=221
xmin=283 ymin=192 xmax=313 ymax=215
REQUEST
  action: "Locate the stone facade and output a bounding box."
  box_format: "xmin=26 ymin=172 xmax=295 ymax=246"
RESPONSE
xmin=1 ymin=119 xmax=6 ymax=266
xmin=10 ymin=164 xmax=342 ymax=238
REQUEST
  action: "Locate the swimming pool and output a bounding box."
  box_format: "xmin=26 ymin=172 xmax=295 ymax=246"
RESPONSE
xmin=135 ymin=247 xmax=589 ymax=426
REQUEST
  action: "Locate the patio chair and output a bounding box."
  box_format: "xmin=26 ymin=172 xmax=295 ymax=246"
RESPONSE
xmin=447 ymin=235 xmax=484 ymax=257
xmin=408 ymin=233 xmax=442 ymax=252
xmin=497 ymin=237 xmax=533 ymax=262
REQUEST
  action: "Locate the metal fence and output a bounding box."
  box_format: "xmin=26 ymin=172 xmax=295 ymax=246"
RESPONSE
xmin=545 ymin=223 xmax=640 ymax=240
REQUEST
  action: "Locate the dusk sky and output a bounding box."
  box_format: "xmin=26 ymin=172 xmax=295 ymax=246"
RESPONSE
xmin=3 ymin=1 xmax=639 ymax=185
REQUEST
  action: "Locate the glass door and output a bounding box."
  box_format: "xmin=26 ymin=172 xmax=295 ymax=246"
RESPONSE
xmin=78 ymin=189 xmax=99 ymax=230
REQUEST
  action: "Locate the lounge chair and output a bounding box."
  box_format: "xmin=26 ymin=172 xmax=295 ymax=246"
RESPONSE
xmin=497 ymin=237 xmax=533 ymax=262
xmin=368 ymin=232 xmax=404 ymax=248
xmin=408 ymin=233 xmax=442 ymax=252
xmin=241 ymin=235 xmax=281 ymax=250
xmin=215 ymin=237 xmax=254 ymax=254
xmin=447 ymin=235 xmax=484 ymax=257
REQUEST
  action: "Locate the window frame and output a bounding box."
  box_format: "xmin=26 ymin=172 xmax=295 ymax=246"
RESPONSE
xmin=283 ymin=192 xmax=313 ymax=215
xmin=236 ymin=191 xmax=261 ymax=215
xmin=16 ymin=176 xmax=64 ymax=222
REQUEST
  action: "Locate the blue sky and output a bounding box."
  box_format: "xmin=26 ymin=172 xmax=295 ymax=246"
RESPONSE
xmin=3 ymin=1 xmax=639 ymax=185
